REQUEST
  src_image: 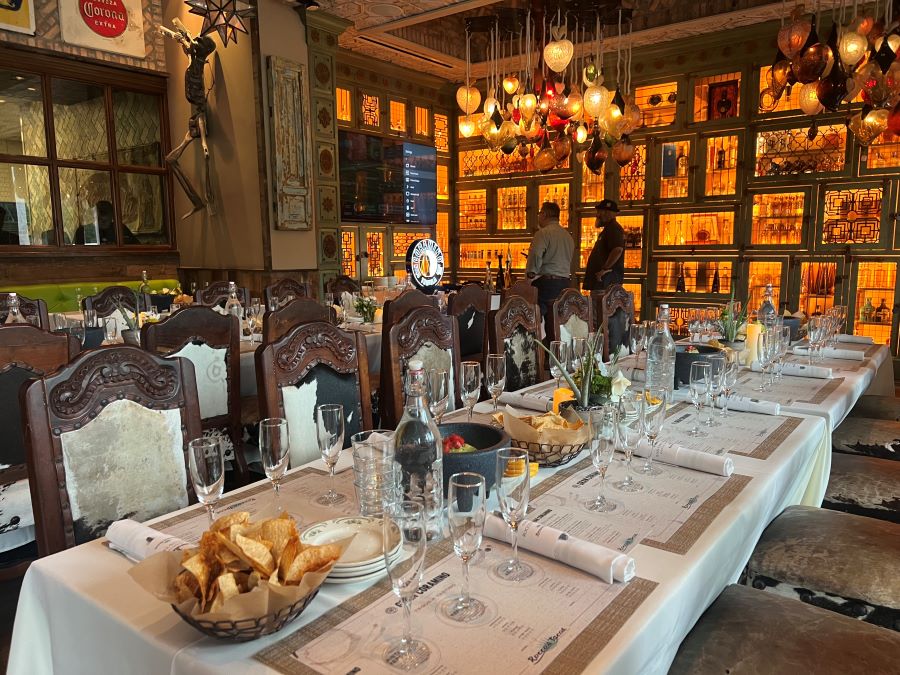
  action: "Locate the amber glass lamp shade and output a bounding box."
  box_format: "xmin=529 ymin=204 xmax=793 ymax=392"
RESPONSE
xmin=459 ymin=115 xmax=476 ymax=138
xmin=817 ymin=65 xmax=849 ymax=111
xmin=799 ymin=82 xmax=824 ymax=114
xmin=792 ymin=41 xmax=831 ymax=84
xmin=839 ymin=30 xmax=868 ymax=66
xmin=583 ymin=85 xmax=611 ymax=118
xmin=552 ymin=134 xmax=571 ymax=161
xmin=502 ymin=75 xmax=520 ymax=95
xmin=534 ymin=139 xmax=558 ymax=172
xmin=456 ymin=85 xmax=481 ymax=114
xmin=575 ymin=123 xmax=589 ymax=144
xmin=520 ymin=93 xmax=538 ymax=122
xmin=543 ymin=35 xmax=574 ymax=73
xmin=777 ymin=12 xmax=812 ymax=59
xmin=612 ymin=135 xmax=635 ymax=167
xmin=849 ymin=107 xmax=889 ymax=145
xmin=887 ymin=102 xmax=900 ymax=134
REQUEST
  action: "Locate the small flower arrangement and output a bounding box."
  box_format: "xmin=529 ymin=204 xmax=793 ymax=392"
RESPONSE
xmin=353 ymin=295 xmax=377 ymax=323
xmin=538 ymin=332 xmax=630 ymax=408
xmin=719 ymin=289 xmax=748 ymax=343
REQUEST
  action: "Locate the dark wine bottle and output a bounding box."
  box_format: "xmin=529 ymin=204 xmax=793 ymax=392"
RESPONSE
xmin=676 ymin=264 xmax=686 ymax=293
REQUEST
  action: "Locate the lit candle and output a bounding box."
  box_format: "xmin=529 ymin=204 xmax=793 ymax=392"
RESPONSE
xmin=745 ymin=322 xmax=762 ymax=365
xmin=552 ymin=387 xmax=575 ymax=414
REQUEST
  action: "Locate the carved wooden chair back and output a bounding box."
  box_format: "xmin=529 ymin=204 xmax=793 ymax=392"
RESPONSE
xmin=600 ymin=284 xmax=635 ymax=361
xmin=326 ymin=275 xmax=360 ymax=296
xmin=264 ymin=278 xmax=310 ymax=310
xmin=0 ymin=326 xmax=78 ymax=576
xmin=383 ymin=306 xmax=461 ymax=428
xmin=256 ymin=321 xmax=371 ymax=467
xmin=141 ymin=306 xmax=248 ymax=482
xmin=448 ymin=284 xmax=490 ymax=365
xmin=500 ymin=279 xmax=538 ymax=306
xmin=22 ymin=345 xmax=202 ymax=556
xmin=489 ymin=296 xmax=545 ymax=392
xmin=82 ymin=285 xmax=152 ymax=322
xmin=551 ymin=289 xmax=592 ymax=346
xmin=0 ymin=293 xmax=50 ymax=330
xmin=263 ymin=298 xmax=330 ymax=344
xmin=196 ymin=281 xmax=251 ymax=309
xmin=381 ymin=289 xmax=437 ymax=327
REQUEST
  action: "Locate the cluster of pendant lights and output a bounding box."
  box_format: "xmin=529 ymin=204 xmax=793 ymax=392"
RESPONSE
xmin=764 ymin=0 xmax=900 ymax=145
xmin=455 ymin=10 xmax=640 ymax=174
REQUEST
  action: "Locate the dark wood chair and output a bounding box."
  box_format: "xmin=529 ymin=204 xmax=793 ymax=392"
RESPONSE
xmin=600 ymin=284 xmax=635 ymax=361
xmin=326 ymin=275 xmax=360 ymax=296
xmin=196 ymin=281 xmax=251 ymax=309
xmin=22 ymin=346 xmax=202 ymax=556
xmin=383 ymin=306 xmax=461 ymax=428
xmin=256 ymin=321 xmax=372 ymax=467
xmin=489 ymin=295 xmax=545 ymax=392
xmin=448 ymin=284 xmax=490 ymax=365
xmin=82 ymin=285 xmax=152 ymax=318
xmin=263 ymin=298 xmax=330 ymax=344
xmin=265 ymin=278 xmax=310 ymax=310
xmin=500 ymin=279 xmax=538 ymax=306
xmin=141 ymin=306 xmax=248 ymax=483
xmin=0 ymin=326 xmax=78 ymax=577
xmin=381 ymin=288 xmax=437 ymax=327
xmin=0 ymin=293 xmax=50 ymax=330
xmin=550 ymin=289 xmax=592 ymax=345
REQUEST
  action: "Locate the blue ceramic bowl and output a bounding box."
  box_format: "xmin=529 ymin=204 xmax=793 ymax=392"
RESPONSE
xmin=438 ymin=422 xmax=509 ymax=497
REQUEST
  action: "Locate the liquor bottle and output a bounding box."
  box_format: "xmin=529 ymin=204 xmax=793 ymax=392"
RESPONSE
xmin=675 ymin=264 xmax=686 ymax=293
xmin=139 ymin=270 xmax=151 ymax=295
xmin=484 ymin=260 xmax=494 ymax=293
xmin=758 ymin=284 xmax=776 ymax=323
xmin=393 ymin=359 xmax=444 ymax=540
xmin=495 ymin=252 xmax=505 ymax=291
xmin=875 ymin=298 xmax=891 ymax=323
xmin=716 ymin=149 xmax=726 ymax=170
xmin=711 ymin=266 xmax=721 ymax=294
xmin=224 ymin=281 xmax=243 ymax=320
xmin=861 ymin=297 xmax=875 ymax=322
xmin=4 ymin=293 xmax=29 ymax=325
xmin=646 ymin=304 xmax=676 ymax=399
xmin=503 ymin=246 xmax=513 ymax=289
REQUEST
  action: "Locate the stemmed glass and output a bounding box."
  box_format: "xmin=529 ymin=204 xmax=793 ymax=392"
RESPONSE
xmin=688 ymin=362 xmax=710 ymax=437
xmin=69 ymin=319 xmax=85 ymax=346
xmin=776 ymin=326 xmax=792 ymax=382
xmin=495 ymin=448 xmax=533 ymax=582
xmin=440 ymin=472 xmax=488 ymax=623
xmin=638 ymin=388 xmax=668 ymax=476
xmin=755 ymin=331 xmax=771 ymax=391
xmin=102 ymin=317 xmax=118 ymax=345
xmin=383 ymin=501 xmax=430 ymax=670
xmin=188 ymin=437 xmax=225 ymax=524
xmin=259 ymin=417 xmax=290 ymax=511
xmin=629 ymin=323 xmax=646 ymax=364
xmin=720 ymin=351 xmax=740 ymax=417
xmin=461 ymin=361 xmax=481 ymax=422
xmin=316 ymin=404 xmax=347 ymax=505
xmin=426 ymin=370 xmax=450 ymax=424
xmin=570 ymin=337 xmax=587 ymax=372
xmin=806 ymin=316 xmax=824 ymax=364
xmin=549 ymin=341 xmax=568 ymax=388
xmin=705 ymin=354 xmax=725 ymax=427
xmin=585 ymin=405 xmax=618 ymax=512
xmin=614 ymin=391 xmax=644 ymax=493
xmin=485 ymin=354 xmax=506 ymax=416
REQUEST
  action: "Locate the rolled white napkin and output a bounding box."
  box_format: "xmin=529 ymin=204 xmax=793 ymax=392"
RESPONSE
xmin=212 ymin=305 xmax=228 ymax=316
xmin=835 ymin=334 xmax=874 ymax=345
xmin=497 ymin=391 xmax=552 ymax=412
xmin=619 ymin=364 xmax=646 ymax=383
xmin=483 ymin=514 xmax=634 ymax=583
xmin=751 ymin=361 xmax=832 ymax=379
xmin=634 ymin=439 xmax=733 ymax=477
xmin=718 ymin=394 xmax=780 ymax=416
xmin=792 ymin=346 xmax=864 ymax=362
xmin=106 ymin=519 xmax=190 ymax=562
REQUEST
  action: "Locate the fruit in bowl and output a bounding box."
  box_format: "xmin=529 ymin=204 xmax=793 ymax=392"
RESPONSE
xmin=437 ymin=422 xmax=510 ymax=497
xmin=442 ymin=433 xmax=478 ymax=454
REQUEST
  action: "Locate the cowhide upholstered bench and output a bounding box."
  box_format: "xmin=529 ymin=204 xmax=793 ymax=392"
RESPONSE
xmin=742 ymin=506 xmax=900 ymax=631
xmin=832 ymin=415 xmax=900 ymax=461
xmin=670 ymin=584 xmax=900 ymax=674
xmin=823 ymin=452 xmax=900 ymax=524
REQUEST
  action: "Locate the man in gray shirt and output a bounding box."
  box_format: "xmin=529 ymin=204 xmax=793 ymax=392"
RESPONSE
xmin=526 ymin=202 xmax=575 ymax=335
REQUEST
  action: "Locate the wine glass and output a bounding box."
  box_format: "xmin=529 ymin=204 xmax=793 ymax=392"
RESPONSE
xmin=485 ymin=354 xmax=506 ymax=415
xmin=755 ymin=331 xmax=770 ymax=391
xmin=614 ymin=391 xmax=644 ymax=492
xmin=440 ymin=472 xmax=488 ymax=622
xmin=549 ymin=341 xmax=568 ymax=388
xmin=629 ymin=323 xmax=646 ymax=358
xmin=705 ymin=354 xmax=725 ymax=427
xmin=570 ymin=337 xmax=587 ymax=372
xmin=777 ymin=326 xmax=792 ymax=382
xmin=188 ymin=437 xmax=224 ymax=524
xmin=68 ymin=319 xmax=85 ymax=346
xmin=688 ymin=362 xmax=710 ymax=438
xmin=316 ymin=403 xmax=347 ymax=506
xmin=461 ymin=361 xmax=481 ymax=422
xmin=585 ymin=404 xmax=618 ymax=512
xmin=720 ymin=351 xmax=740 ymax=417
xmin=494 ymin=448 xmax=533 ymax=581
xmin=260 ymin=418 xmax=291 ymax=512
xmin=638 ymin=388 xmax=668 ymax=476
xmin=382 ymin=501 xmax=430 ymax=670
xmin=426 ymin=369 xmax=450 ymax=424
xmin=102 ymin=317 xmax=118 ymax=344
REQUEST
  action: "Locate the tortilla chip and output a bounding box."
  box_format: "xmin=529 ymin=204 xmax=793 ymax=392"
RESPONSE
xmin=235 ymin=533 xmax=275 ymax=576
xmin=210 ymin=511 xmax=250 ymax=532
xmin=284 ymin=544 xmax=341 ymax=584
xmin=174 ymin=570 xmax=199 ymax=603
xmin=279 ymin=538 xmax=300 ymax=581
xmin=182 ymin=553 xmax=212 ymax=607
xmin=259 ymin=518 xmax=296 ymax=560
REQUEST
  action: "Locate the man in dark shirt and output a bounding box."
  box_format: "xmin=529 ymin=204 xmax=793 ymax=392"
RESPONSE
xmin=583 ymin=199 xmax=625 ymax=293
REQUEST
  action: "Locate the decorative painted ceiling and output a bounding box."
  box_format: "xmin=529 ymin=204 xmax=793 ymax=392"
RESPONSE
xmin=317 ymin=0 xmax=849 ymax=81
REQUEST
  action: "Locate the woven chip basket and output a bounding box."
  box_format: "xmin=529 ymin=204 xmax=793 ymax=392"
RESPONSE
xmin=508 ymin=439 xmax=585 ymax=467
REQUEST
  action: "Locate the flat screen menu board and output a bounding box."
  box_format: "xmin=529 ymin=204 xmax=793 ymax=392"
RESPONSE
xmin=339 ymin=131 xmax=436 ymax=225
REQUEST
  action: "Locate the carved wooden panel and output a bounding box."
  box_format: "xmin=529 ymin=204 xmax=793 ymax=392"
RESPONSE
xmin=554 ymin=289 xmax=591 ymax=326
xmin=269 ymin=56 xmax=314 ymax=232
xmin=273 ymin=323 xmax=358 ymax=384
xmin=83 ymin=286 xmax=151 ymax=318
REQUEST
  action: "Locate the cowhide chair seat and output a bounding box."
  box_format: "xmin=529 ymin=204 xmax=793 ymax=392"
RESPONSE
xmin=742 ymin=505 xmax=900 ymax=631
xmin=832 ymin=416 xmax=900 ymax=461
xmin=670 ymin=584 xmax=900 ymax=674
xmin=823 ymin=452 xmax=900 ymax=523
xmin=846 ymin=394 xmax=900 ymax=421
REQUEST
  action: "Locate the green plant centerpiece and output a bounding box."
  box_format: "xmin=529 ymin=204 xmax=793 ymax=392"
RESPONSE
xmin=536 ymin=331 xmax=630 ymax=410
xmin=353 ymin=295 xmax=377 ymax=323
xmin=115 ymin=290 xmax=142 ymax=344
xmin=718 ymin=289 xmax=748 ymax=344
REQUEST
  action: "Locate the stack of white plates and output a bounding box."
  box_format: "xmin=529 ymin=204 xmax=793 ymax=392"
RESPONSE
xmin=301 ymin=517 xmax=401 ymax=585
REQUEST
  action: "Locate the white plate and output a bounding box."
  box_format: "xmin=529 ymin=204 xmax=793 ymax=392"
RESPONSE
xmin=301 ymin=517 xmax=400 ymax=567
xmin=323 ymin=566 xmax=389 ymax=585
xmin=328 ymin=550 xmax=401 ymax=578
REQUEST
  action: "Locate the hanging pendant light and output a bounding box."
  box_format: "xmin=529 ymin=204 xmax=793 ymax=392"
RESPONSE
xmin=612 ymin=135 xmax=635 ymax=166
xmin=778 ymin=7 xmax=812 ymax=59
xmin=502 ymin=75 xmax=520 ymax=95
xmin=459 ymin=115 xmax=476 ymax=138
xmin=520 ymin=93 xmax=538 ymax=122
xmin=799 ymin=82 xmax=824 ymax=114
xmin=792 ymin=17 xmax=831 ymax=84
xmin=817 ymin=57 xmax=849 ymax=111
xmin=552 ymin=133 xmax=572 ymax=161
xmin=456 ymin=84 xmax=481 ymax=115
xmin=584 ymin=130 xmax=608 ymax=175
xmin=583 ymin=85 xmax=611 ymax=118
xmin=849 ymin=106 xmax=890 ymax=145
xmin=575 ymin=123 xmax=589 ymax=144
xmin=838 ymin=29 xmax=868 ymax=67
xmin=543 ymin=25 xmax=574 ymax=73
xmin=534 ymin=133 xmax=558 ymax=172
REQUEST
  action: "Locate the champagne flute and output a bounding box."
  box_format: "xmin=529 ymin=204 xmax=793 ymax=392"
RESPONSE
xmin=485 ymin=354 xmax=506 ymax=415
xmin=549 ymin=341 xmax=568 ymax=388
xmin=316 ymin=403 xmax=347 ymax=505
xmin=638 ymin=388 xmax=668 ymax=476
xmin=614 ymin=391 xmax=644 ymax=492
xmin=259 ymin=417 xmax=290 ymax=512
xmin=440 ymin=472 xmax=488 ymax=622
xmin=705 ymin=354 xmax=725 ymax=426
xmin=102 ymin=317 xmax=118 ymax=344
xmin=720 ymin=351 xmax=740 ymax=417
xmin=688 ymin=362 xmax=710 ymax=438
xmin=426 ymin=370 xmax=450 ymax=424
xmin=755 ymin=331 xmax=770 ymax=391
xmin=585 ymin=405 xmax=618 ymax=512
xmin=461 ymin=361 xmax=481 ymax=422
xmin=777 ymin=326 xmax=792 ymax=382
xmin=495 ymin=448 xmax=533 ymax=582
xmin=383 ymin=501 xmax=430 ymax=670
xmin=570 ymin=337 xmax=587 ymax=372
xmin=188 ymin=437 xmax=224 ymax=524
xmin=629 ymin=323 xmax=645 ymax=357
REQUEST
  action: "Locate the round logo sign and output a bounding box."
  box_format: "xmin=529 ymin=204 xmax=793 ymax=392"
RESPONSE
xmin=79 ymin=0 xmax=128 ymax=38
xmin=405 ymin=239 xmax=444 ymax=291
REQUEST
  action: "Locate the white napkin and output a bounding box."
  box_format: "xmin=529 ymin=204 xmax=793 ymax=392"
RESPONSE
xmin=619 ymin=364 xmax=646 ymax=383
xmin=835 ymin=334 xmax=874 ymax=345
xmin=212 ymin=305 xmax=228 ymax=316
xmin=634 ymin=439 xmax=733 ymax=476
xmin=106 ymin=519 xmax=190 ymax=562
xmin=718 ymin=394 xmax=780 ymax=415
xmin=497 ymin=391 xmax=553 ymax=412
xmin=792 ymin=346 xmax=865 ymax=362
xmin=483 ymin=515 xmax=634 ymax=584
xmin=751 ymin=361 xmax=832 ymax=379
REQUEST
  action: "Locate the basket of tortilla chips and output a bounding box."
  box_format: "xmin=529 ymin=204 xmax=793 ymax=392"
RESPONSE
xmin=491 ymin=408 xmax=590 ymax=467
xmin=128 ymin=512 xmax=346 ymax=642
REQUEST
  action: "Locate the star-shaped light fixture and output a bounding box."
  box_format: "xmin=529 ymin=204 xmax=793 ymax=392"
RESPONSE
xmin=185 ymin=0 xmax=255 ymax=46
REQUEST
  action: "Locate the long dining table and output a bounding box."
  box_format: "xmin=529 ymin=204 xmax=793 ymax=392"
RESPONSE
xmin=7 ymin=345 xmax=888 ymax=675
